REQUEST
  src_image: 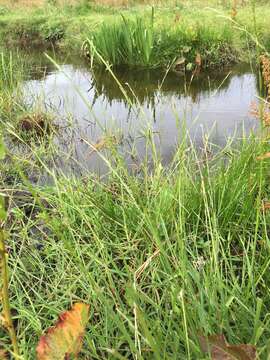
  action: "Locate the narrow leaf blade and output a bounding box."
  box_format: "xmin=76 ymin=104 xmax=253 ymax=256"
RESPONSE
xmin=0 ymin=196 xmax=6 ymax=221
xmin=0 ymin=135 xmax=5 ymax=160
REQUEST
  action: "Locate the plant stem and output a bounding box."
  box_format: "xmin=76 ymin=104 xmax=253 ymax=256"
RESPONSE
xmin=0 ymin=229 xmax=20 ymax=359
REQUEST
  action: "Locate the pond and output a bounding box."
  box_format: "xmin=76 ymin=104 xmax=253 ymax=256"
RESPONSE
xmin=17 ymin=54 xmax=260 ymax=177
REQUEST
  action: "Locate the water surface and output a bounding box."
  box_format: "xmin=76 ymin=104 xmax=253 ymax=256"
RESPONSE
xmin=20 ymin=56 xmax=260 ymax=176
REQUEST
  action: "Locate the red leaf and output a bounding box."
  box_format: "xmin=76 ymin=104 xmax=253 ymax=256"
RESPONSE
xmin=36 ymin=303 xmax=89 ymax=360
xmin=199 ymin=334 xmax=256 ymax=360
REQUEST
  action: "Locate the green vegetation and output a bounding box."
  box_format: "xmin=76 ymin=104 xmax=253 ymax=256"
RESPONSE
xmin=0 ymin=48 xmax=270 ymax=358
xmin=0 ymin=51 xmax=25 ymax=89
xmin=2 ymin=128 xmax=270 ymax=358
xmin=85 ymin=10 xmax=234 ymax=68
xmin=88 ymin=12 xmax=155 ymax=66
xmin=1 ymin=2 xmax=270 ymax=358
xmin=0 ymin=0 xmax=270 ymax=68
xmin=0 ymin=52 xmax=25 ymax=132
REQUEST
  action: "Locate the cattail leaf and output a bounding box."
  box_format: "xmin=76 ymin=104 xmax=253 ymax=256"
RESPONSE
xmin=36 ymin=303 xmax=89 ymax=360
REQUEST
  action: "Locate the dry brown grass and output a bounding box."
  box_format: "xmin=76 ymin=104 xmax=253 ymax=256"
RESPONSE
xmin=0 ymin=0 xmax=44 ymax=7
xmin=0 ymin=0 xmax=164 ymax=7
xmin=0 ymin=0 xmax=78 ymax=8
xmin=94 ymin=0 xmax=164 ymax=4
xmin=261 ymin=55 xmax=270 ymax=98
xmin=250 ymin=55 xmax=270 ymax=127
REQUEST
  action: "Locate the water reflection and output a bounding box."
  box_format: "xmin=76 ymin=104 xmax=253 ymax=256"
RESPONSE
xmin=91 ymin=64 xmax=251 ymax=105
xmin=20 ymin=56 xmax=260 ymax=176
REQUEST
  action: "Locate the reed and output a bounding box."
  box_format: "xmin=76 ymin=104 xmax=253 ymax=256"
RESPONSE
xmin=87 ymin=11 xmax=155 ymax=66
xmin=0 ymin=52 xmax=17 ymax=89
xmin=86 ymin=11 xmax=234 ymax=68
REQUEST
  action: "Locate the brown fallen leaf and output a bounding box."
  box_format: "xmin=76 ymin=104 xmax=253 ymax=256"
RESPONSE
xmin=231 ymin=0 xmax=238 ymax=19
xmin=257 ymin=152 xmax=270 ymax=160
xmin=199 ymin=334 xmax=227 ymax=353
xmin=195 ymin=53 xmax=202 ymax=67
xmin=231 ymin=7 xmax=237 ymax=19
xmin=261 ymin=201 xmax=270 ymax=212
xmin=199 ymin=334 xmax=256 ymax=360
xmin=87 ymin=135 xmax=118 ymax=158
xmin=0 ymin=349 xmax=7 ymax=359
xmin=36 ymin=303 xmax=89 ymax=360
xmin=174 ymin=13 xmax=181 ymax=23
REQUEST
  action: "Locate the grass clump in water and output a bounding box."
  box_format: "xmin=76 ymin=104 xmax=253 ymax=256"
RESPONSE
xmin=0 ymin=51 xmax=56 ymax=160
xmin=16 ymin=111 xmax=55 ymax=137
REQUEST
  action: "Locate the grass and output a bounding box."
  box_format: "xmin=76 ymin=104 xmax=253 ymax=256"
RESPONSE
xmin=0 ymin=52 xmax=24 ymax=89
xmin=87 ymin=12 xmax=155 ymax=66
xmin=1 ymin=24 xmax=270 ymax=359
xmin=85 ymin=10 xmax=235 ymax=68
xmin=2 ymin=131 xmax=270 ymax=358
xmin=0 ymin=51 xmax=28 ymax=132
xmin=0 ymin=0 xmax=270 ymax=68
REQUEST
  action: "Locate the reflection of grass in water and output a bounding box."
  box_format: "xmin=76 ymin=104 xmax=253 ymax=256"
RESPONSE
xmin=90 ymin=65 xmax=242 ymax=105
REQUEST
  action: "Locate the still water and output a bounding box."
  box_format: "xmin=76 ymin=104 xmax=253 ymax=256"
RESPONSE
xmin=21 ymin=56 xmax=259 ymax=176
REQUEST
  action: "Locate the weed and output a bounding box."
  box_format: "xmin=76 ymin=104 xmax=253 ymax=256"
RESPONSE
xmin=1 ymin=5 xmax=270 ymax=358
xmin=250 ymin=55 xmax=270 ymax=127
